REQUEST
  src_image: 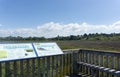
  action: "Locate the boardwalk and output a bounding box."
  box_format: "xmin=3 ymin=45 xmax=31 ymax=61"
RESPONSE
xmin=0 ymin=49 xmax=120 ymax=77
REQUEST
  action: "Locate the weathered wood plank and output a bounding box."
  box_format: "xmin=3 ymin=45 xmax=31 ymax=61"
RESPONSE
xmin=0 ymin=63 xmax=2 ymax=77
xmin=38 ymin=58 xmax=41 ymax=77
xmin=32 ymin=59 xmax=35 ymax=77
xmin=20 ymin=60 xmax=23 ymax=77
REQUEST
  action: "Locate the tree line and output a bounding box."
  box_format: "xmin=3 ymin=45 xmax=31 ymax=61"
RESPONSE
xmin=0 ymin=33 xmax=120 ymax=41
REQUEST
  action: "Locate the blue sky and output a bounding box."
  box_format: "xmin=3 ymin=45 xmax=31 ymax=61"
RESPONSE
xmin=0 ymin=0 xmax=120 ymax=37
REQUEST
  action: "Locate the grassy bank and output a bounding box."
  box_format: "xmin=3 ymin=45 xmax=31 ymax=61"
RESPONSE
xmin=56 ymin=40 xmax=120 ymax=52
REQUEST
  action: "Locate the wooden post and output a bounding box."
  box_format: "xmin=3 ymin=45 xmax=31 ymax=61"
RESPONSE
xmin=37 ymin=58 xmax=40 ymax=77
xmin=13 ymin=61 xmax=17 ymax=77
xmin=20 ymin=60 xmax=23 ymax=77
xmin=5 ymin=62 xmax=10 ymax=77
xmin=0 ymin=63 xmax=2 ymax=77
xmin=73 ymin=53 xmax=79 ymax=75
xmin=32 ymin=59 xmax=35 ymax=77
xmin=91 ymin=68 xmax=96 ymax=77
xmin=52 ymin=56 xmax=54 ymax=77
xmin=26 ymin=59 xmax=30 ymax=77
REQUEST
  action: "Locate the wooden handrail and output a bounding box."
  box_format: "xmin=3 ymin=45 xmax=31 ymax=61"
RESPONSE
xmin=77 ymin=49 xmax=120 ymax=77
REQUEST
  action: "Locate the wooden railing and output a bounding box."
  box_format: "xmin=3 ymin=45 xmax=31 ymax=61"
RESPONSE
xmin=0 ymin=52 xmax=80 ymax=77
xmin=77 ymin=49 xmax=120 ymax=77
xmin=1 ymin=49 xmax=120 ymax=77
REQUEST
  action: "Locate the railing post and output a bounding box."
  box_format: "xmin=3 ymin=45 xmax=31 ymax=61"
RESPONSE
xmin=73 ymin=53 xmax=79 ymax=75
xmin=13 ymin=61 xmax=17 ymax=77
xmin=91 ymin=68 xmax=96 ymax=77
xmin=26 ymin=59 xmax=30 ymax=77
xmin=32 ymin=59 xmax=35 ymax=77
xmin=37 ymin=58 xmax=41 ymax=77
xmin=0 ymin=63 xmax=2 ymax=77
xmin=52 ymin=56 xmax=54 ymax=77
xmin=20 ymin=60 xmax=23 ymax=77
xmin=5 ymin=62 xmax=10 ymax=77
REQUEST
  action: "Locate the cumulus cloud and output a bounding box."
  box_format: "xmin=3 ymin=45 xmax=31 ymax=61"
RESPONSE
xmin=36 ymin=21 xmax=120 ymax=37
xmin=0 ymin=21 xmax=120 ymax=37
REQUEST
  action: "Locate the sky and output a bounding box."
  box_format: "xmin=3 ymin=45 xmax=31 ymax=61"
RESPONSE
xmin=0 ymin=0 xmax=120 ymax=37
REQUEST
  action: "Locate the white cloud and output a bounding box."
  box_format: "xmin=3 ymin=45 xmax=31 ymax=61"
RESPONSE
xmin=1 ymin=21 xmax=120 ymax=37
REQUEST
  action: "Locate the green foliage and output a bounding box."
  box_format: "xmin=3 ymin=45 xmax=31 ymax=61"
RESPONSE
xmin=1 ymin=33 xmax=120 ymax=41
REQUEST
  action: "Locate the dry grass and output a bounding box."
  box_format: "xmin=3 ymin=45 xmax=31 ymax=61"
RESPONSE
xmin=56 ymin=40 xmax=120 ymax=52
